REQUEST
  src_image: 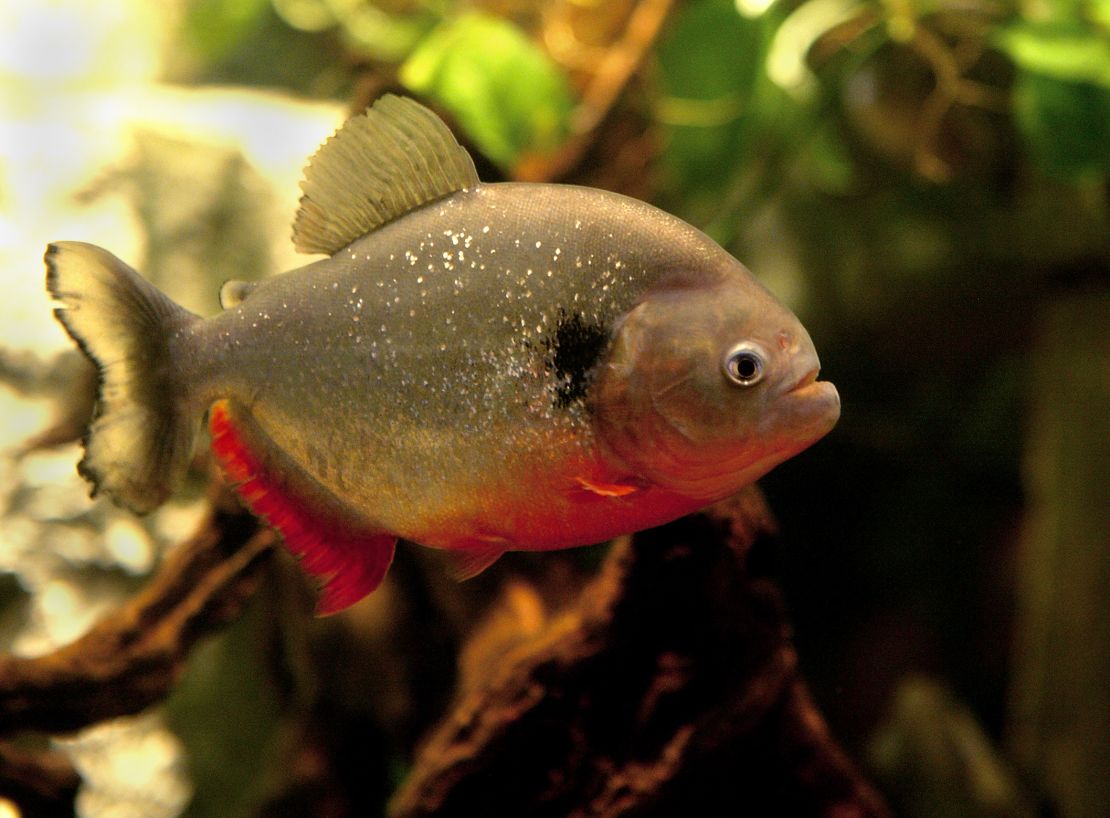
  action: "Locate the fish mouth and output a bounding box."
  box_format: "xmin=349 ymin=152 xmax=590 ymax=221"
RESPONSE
xmin=785 ymin=367 xmax=840 ymax=426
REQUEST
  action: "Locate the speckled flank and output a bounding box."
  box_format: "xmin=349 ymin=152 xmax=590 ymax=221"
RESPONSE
xmin=182 ymin=183 xmax=733 ymax=540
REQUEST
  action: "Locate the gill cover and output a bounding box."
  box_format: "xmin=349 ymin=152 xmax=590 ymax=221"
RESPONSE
xmin=594 ymin=293 xmax=738 ymax=498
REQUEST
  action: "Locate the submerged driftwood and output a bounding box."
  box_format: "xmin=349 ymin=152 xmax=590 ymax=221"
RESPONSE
xmin=0 ymin=495 xmax=273 ymax=736
xmin=0 ymin=484 xmax=888 ymax=817
xmin=0 ymin=490 xmax=274 ymax=815
xmin=390 ymin=491 xmax=889 ymax=818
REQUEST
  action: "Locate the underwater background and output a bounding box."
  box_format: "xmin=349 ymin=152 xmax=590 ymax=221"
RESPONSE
xmin=1 ymin=1 xmax=1107 ymax=816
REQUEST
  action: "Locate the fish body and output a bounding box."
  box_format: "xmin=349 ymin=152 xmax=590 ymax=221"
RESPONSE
xmin=47 ymin=97 xmax=840 ymax=613
xmin=183 ymin=184 xmax=770 ymax=546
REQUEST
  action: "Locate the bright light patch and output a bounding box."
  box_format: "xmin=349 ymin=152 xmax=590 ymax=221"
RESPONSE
xmin=735 ymin=0 xmax=777 ymax=19
xmin=39 ymin=579 xmax=88 ymax=642
xmin=19 ymin=448 xmax=82 ymax=488
xmin=0 ymin=386 xmax=52 ymax=452
xmin=0 ymin=1 xmax=96 ymax=83
xmin=105 ymin=518 xmax=154 ymax=574
xmin=151 ymin=498 xmax=209 ymax=547
xmin=767 ymin=0 xmax=863 ymax=96
xmin=0 ymin=798 xmax=21 ymax=818
xmin=273 ymin=0 xmax=336 ymax=32
xmin=58 ymin=712 xmax=191 ymax=818
xmin=0 ymin=0 xmax=168 ymax=89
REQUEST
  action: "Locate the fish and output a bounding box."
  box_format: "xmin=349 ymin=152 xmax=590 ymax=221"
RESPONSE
xmin=45 ymin=95 xmax=840 ymax=614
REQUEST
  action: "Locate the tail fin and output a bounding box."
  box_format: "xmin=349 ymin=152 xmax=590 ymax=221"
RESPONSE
xmin=45 ymin=241 xmax=201 ymax=513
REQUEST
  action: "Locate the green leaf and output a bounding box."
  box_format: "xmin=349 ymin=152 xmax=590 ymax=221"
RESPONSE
xmin=1012 ymin=71 xmax=1110 ymax=180
xmin=658 ymin=0 xmax=763 ymax=101
xmin=1094 ymin=0 xmax=1110 ymax=28
xmin=167 ymin=599 xmax=284 ymax=818
xmin=337 ymin=4 xmax=439 ymax=63
xmin=996 ymin=20 xmax=1110 ymax=89
xmin=399 ymin=12 xmax=575 ymax=169
xmin=997 ymin=20 xmax=1110 ymax=179
xmin=183 ymin=0 xmax=270 ymax=61
xmin=655 ymin=0 xmax=766 ymax=198
xmin=799 ymin=120 xmax=856 ymax=194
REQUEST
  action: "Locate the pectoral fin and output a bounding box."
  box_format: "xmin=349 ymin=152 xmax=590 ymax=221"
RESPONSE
xmin=208 ymin=399 xmax=395 ymax=615
xmin=575 ymin=476 xmax=643 ymax=497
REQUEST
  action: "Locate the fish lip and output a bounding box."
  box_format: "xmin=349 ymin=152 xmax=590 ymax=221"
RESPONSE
xmin=784 ymin=369 xmax=840 ymax=423
xmin=787 ymin=368 xmax=820 ymax=394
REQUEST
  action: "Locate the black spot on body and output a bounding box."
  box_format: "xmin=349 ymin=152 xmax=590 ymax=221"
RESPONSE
xmin=541 ymin=311 xmax=609 ymax=409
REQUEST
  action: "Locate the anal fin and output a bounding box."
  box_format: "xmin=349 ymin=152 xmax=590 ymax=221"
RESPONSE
xmin=208 ymin=399 xmax=395 ymax=615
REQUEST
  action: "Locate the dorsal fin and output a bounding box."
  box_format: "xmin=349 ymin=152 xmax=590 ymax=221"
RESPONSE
xmin=292 ymin=95 xmax=480 ymax=255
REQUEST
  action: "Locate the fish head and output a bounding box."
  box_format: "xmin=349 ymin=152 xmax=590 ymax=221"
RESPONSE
xmin=593 ymin=267 xmax=841 ymax=500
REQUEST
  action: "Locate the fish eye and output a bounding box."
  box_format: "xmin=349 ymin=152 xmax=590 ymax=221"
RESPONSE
xmin=722 ymin=343 xmax=765 ymax=387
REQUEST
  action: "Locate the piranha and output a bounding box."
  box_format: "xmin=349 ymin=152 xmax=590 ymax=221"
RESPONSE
xmin=45 ymin=95 xmax=840 ymax=614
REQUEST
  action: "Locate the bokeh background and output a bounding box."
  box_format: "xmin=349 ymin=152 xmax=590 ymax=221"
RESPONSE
xmin=1 ymin=1 xmax=1107 ymax=816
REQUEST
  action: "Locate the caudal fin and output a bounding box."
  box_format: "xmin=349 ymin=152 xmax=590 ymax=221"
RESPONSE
xmin=45 ymin=241 xmax=200 ymax=513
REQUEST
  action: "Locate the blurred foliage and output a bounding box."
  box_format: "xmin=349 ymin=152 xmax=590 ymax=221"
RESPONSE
xmin=996 ymin=13 xmax=1110 ymax=180
xmin=869 ymin=677 xmax=1039 ymax=818
xmin=176 ymin=0 xmax=1110 ymax=189
xmin=400 ymin=11 xmax=575 ymax=166
xmin=184 ymin=0 xmax=272 ymax=62
xmin=165 ymin=596 xmax=286 ymax=818
xmin=655 ymin=1 xmax=771 ymax=210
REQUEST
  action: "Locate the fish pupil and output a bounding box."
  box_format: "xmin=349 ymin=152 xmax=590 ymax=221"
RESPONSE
xmin=735 ymin=355 xmax=758 ymax=380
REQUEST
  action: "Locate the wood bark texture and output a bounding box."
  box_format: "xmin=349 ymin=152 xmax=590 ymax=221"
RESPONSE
xmin=390 ymin=491 xmax=891 ymax=818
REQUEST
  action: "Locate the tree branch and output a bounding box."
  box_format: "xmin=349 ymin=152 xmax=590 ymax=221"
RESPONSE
xmin=0 ymin=741 xmax=80 ymax=818
xmin=0 ymin=499 xmax=274 ymax=736
xmin=517 ymin=0 xmax=675 ymax=182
